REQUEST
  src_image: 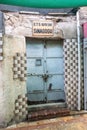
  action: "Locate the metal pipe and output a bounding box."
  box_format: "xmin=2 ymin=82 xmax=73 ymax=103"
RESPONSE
xmin=0 ymin=0 xmax=87 ymax=8
xmin=77 ymin=11 xmax=81 ymax=110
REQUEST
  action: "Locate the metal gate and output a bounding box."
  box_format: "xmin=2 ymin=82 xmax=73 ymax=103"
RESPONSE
xmin=26 ymin=39 xmax=65 ymax=104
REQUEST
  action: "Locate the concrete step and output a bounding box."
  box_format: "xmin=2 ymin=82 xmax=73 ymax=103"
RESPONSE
xmin=28 ymin=103 xmax=70 ymax=121
xmin=28 ymin=102 xmax=67 ymax=112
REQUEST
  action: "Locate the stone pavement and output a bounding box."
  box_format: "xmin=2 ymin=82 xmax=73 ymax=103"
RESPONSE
xmin=4 ymin=114 xmax=87 ymax=130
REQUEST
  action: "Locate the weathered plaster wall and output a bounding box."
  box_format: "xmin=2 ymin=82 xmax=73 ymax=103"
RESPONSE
xmin=1 ymin=35 xmax=26 ymax=125
xmin=1 ymin=13 xmax=78 ymax=124
xmin=4 ymin=12 xmax=77 ymax=39
xmin=0 ymin=62 xmax=6 ymax=127
xmin=1 ymin=11 xmax=85 ymax=126
xmin=80 ymin=7 xmax=87 ymax=24
xmin=0 ymin=12 xmax=5 ymax=126
xmin=0 ymin=8 xmax=87 ymax=126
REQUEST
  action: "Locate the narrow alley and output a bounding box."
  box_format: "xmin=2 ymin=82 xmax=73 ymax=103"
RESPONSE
xmin=6 ymin=114 xmax=87 ymax=130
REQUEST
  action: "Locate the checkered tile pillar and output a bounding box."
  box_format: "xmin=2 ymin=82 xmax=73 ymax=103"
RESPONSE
xmin=83 ymin=38 xmax=87 ymax=110
xmin=0 ymin=33 xmax=3 ymax=60
xmin=13 ymin=53 xmax=27 ymax=81
xmin=64 ymin=39 xmax=78 ymax=110
xmin=14 ymin=94 xmax=28 ymax=122
xmin=80 ymin=42 xmax=84 ymax=109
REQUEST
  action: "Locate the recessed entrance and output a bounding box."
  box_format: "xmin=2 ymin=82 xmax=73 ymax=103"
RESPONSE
xmin=26 ymin=38 xmax=65 ymax=105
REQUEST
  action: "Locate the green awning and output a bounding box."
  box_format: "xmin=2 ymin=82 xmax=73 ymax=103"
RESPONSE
xmin=0 ymin=0 xmax=87 ymax=8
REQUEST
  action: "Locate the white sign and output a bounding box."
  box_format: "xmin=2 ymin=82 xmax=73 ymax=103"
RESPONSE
xmin=33 ymin=21 xmax=53 ymax=36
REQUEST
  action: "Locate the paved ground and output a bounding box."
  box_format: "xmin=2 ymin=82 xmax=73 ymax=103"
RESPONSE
xmin=6 ymin=114 xmax=87 ymax=130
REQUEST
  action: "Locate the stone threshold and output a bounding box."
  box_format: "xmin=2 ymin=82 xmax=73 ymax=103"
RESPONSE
xmin=28 ymin=108 xmax=70 ymax=121
xmin=28 ymin=102 xmax=67 ymax=112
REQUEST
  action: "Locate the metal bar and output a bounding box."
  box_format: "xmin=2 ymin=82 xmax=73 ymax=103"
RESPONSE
xmin=27 ymin=57 xmax=43 ymax=59
xmin=46 ymin=57 xmax=63 ymax=58
xmin=27 ymin=57 xmax=63 ymax=59
xmin=27 ymin=73 xmax=64 ymax=76
xmin=28 ymin=89 xmax=65 ymax=94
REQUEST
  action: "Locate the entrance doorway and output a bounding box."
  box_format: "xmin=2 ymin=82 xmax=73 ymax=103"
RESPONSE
xmin=26 ymin=39 xmax=65 ymax=105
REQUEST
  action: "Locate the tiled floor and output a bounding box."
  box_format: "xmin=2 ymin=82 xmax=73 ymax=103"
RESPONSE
xmin=5 ymin=114 xmax=87 ymax=130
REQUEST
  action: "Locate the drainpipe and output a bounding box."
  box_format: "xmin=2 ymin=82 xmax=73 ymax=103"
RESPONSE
xmin=77 ymin=11 xmax=81 ymax=111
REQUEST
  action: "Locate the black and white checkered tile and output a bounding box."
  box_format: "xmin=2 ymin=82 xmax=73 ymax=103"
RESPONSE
xmin=64 ymin=39 xmax=78 ymax=110
xmin=14 ymin=94 xmax=28 ymax=122
xmin=80 ymin=42 xmax=84 ymax=109
xmin=0 ymin=33 xmax=3 ymax=61
xmin=13 ymin=53 xmax=27 ymax=81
